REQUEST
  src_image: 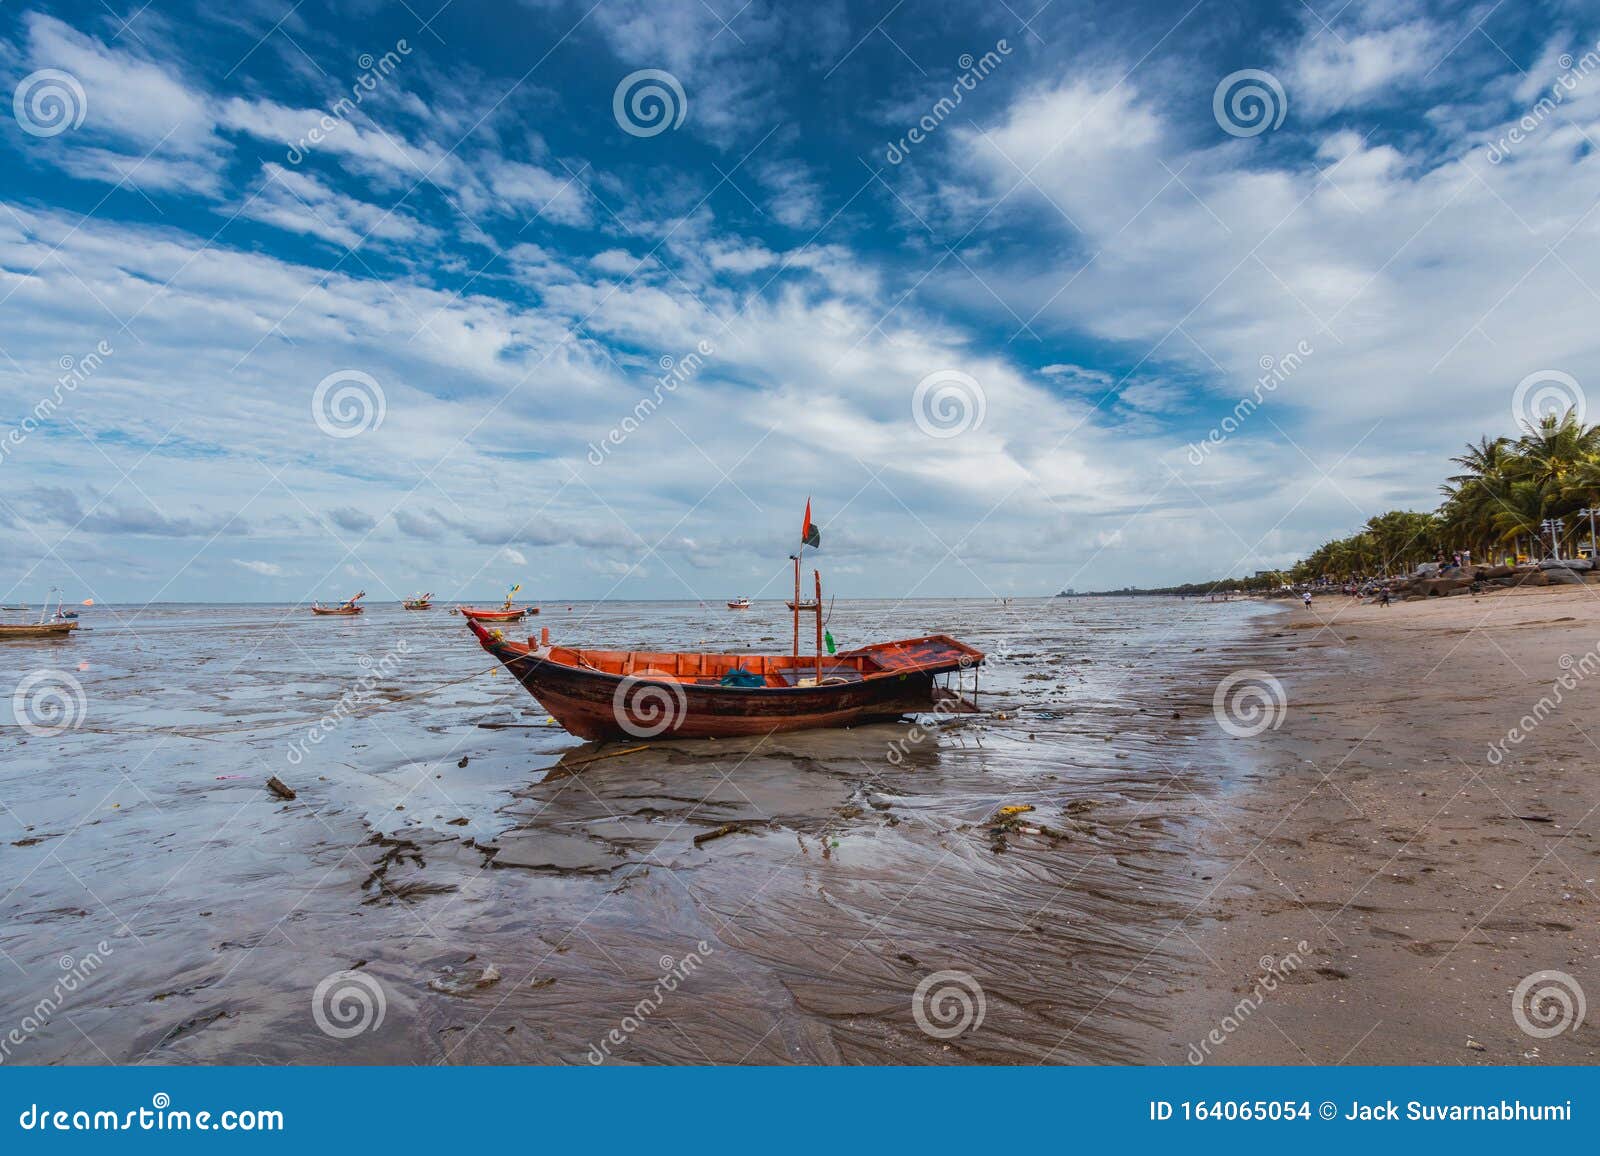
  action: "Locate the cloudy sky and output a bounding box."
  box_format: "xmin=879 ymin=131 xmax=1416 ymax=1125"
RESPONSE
xmin=0 ymin=0 xmax=1596 ymax=603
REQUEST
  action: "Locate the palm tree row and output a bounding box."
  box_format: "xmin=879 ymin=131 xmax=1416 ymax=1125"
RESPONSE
xmin=1292 ymin=410 xmax=1600 ymax=582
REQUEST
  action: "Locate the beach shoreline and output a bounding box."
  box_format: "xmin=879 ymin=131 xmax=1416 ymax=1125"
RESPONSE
xmin=1169 ymin=585 xmax=1600 ymax=1065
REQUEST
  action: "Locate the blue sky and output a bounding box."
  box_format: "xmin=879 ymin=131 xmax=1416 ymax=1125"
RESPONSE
xmin=1 ymin=0 xmax=1597 ymax=602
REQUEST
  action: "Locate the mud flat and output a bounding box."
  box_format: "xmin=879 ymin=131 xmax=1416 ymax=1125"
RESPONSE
xmin=1 ymin=596 xmax=1279 ymax=1065
xmin=1175 ymin=586 xmax=1600 ymax=1065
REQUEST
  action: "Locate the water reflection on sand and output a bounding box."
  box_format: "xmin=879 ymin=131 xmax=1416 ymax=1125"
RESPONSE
xmin=0 ymin=596 xmax=1276 ymax=1064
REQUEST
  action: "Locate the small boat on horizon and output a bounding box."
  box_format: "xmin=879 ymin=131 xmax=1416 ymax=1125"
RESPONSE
xmin=403 ymin=592 xmax=434 ymax=610
xmin=458 ymin=605 xmax=535 ymax=622
xmin=726 ymin=597 xmax=751 ymax=610
xmin=3 ymin=588 xmax=82 ymax=639
xmin=312 ymin=591 xmax=365 ymax=616
xmin=458 ymin=583 xmax=536 ymax=622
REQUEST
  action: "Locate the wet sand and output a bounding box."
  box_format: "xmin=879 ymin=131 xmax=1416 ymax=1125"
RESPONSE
xmin=2 ymin=596 xmax=1270 ymax=1065
xmin=8 ymin=589 xmax=1594 ymax=1066
xmin=1177 ymin=585 xmax=1600 ymax=1065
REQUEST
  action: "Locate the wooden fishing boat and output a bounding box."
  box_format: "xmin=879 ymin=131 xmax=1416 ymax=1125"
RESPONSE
xmin=469 ymin=621 xmax=982 ymax=740
xmin=785 ymin=600 xmax=818 ymax=612
xmin=459 ymin=606 xmax=532 ymax=622
xmin=0 ymin=620 xmax=77 ymax=639
xmin=402 ymin=594 xmax=433 ymax=610
xmin=726 ymin=597 xmax=751 ymax=610
xmin=312 ymin=590 xmax=365 ymax=616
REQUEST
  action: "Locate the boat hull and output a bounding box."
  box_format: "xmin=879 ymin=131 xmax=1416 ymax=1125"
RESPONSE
xmin=468 ymin=623 xmax=976 ymax=741
xmin=460 ymin=607 xmax=529 ymax=622
xmin=311 ymin=606 xmax=363 ymax=616
xmin=0 ymin=621 xmax=78 ymax=639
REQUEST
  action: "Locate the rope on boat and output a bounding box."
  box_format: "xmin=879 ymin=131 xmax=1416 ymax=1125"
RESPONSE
xmin=0 ymin=664 xmax=505 ymax=738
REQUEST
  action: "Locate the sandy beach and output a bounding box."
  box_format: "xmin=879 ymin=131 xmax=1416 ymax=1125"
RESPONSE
xmin=1174 ymin=585 xmax=1600 ymax=1065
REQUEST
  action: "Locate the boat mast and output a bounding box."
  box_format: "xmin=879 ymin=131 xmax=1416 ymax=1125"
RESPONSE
xmin=792 ymin=553 xmax=800 ymax=659
xmin=814 ymin=569 xmax=823 ymax=682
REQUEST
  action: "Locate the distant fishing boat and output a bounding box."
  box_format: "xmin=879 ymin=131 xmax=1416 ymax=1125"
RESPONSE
xmin=312 ymin=590 xmax=365 ymax=616
xmin=3 ymin=588 xmax=81 ymax=639
xmin=726 ymin=597 xmax=751 ymax=610
xmin=785 ymin=600 xmax=818 ymax=612
xmin=0 ymin=604 xmax=28 ymax=612
xmin=459 ymin=606 xmax=532 ymax=622
xmin=459 ymin=583 xmax=535 ymax=621
xmin=468 ymin=500 xmax=985 ymax=740
xmin=403 ymin=592 xmax=434 ymax=610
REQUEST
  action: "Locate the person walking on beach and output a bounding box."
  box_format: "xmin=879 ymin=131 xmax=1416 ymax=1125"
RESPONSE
xmin=1379 ymin=587 xmax=1391 ymax=607
xmin=1302 ymin=590 xmax=1313 ymax=610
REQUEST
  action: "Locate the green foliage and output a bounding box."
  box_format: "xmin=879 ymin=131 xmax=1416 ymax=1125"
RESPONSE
xmin=1291 ymin=410 xmax=1600 ymax=581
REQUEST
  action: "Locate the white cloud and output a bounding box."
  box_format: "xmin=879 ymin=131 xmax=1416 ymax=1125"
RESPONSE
xmin=233 ymin=559 xmax=284 ymax=576
xmin=1286 ymin=21 xmax=1441 ymax=116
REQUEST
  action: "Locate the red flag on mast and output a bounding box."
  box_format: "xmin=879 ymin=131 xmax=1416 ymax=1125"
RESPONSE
xmin=801 ymin=499 xmax=820 ymax=549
